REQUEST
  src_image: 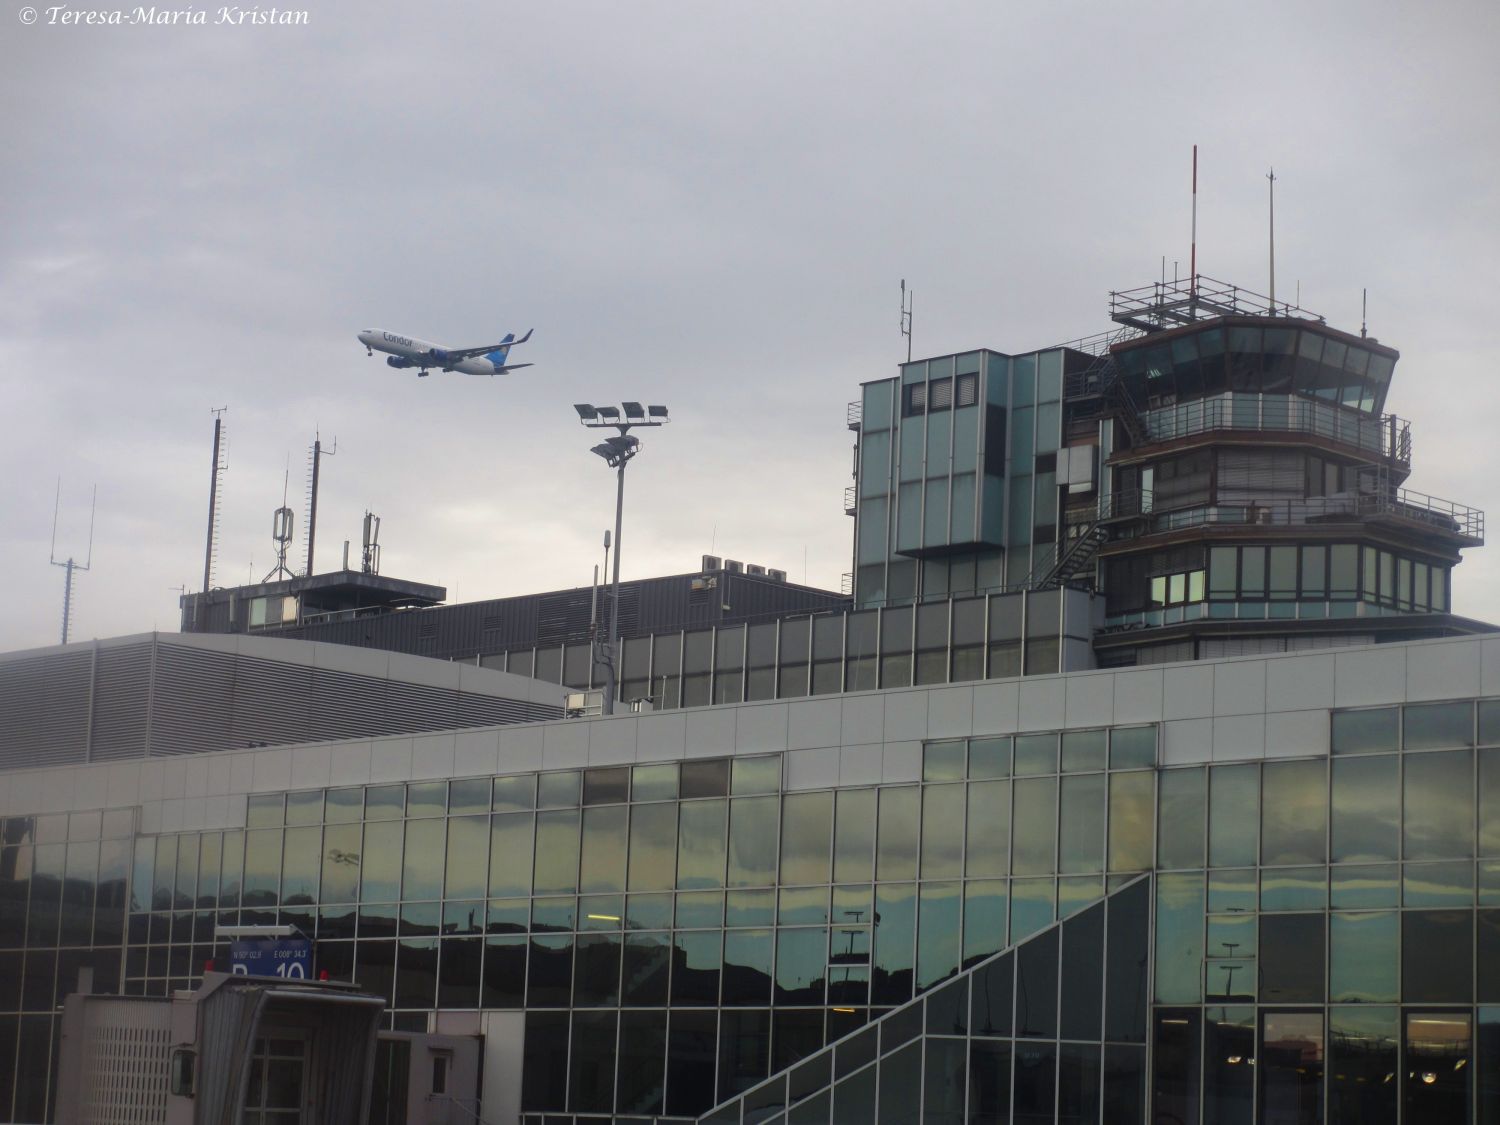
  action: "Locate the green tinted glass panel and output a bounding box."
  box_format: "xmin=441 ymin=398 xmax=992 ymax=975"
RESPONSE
xmin=1261 ymin=760 xmax=1326 ymax=865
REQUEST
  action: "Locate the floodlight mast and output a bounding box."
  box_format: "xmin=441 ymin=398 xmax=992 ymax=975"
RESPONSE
xmin=573 ymin=403 xmax=670 ymax=715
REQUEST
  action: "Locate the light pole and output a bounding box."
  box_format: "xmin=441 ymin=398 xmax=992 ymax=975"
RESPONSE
xmin=574 ymin=402 xmax=670 ymax=715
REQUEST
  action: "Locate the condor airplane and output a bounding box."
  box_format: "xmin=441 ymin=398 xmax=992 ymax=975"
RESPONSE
xmin=357 ymin=327 xmax=534 ymax=378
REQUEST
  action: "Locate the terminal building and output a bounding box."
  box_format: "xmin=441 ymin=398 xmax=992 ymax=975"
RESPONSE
xmin=2 ymin=276 xmax=1498 ymax=1125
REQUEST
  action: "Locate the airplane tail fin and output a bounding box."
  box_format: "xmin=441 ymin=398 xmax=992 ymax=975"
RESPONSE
xmin=486 ymin=333 xmax=515 ymax=364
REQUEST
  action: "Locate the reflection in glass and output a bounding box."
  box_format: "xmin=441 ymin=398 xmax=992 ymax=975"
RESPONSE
xmin=1260 ymin=867 xmax=1327 ymax=912
xmin=727 ymin=796 xmax=778 ymax=888
xmin=1331 ymin=707 xmax=1399 ymax=754
xmin=443 ymin=816 xmax=488 ymax=900
xmin=677 ymin=800 xmax=727 ymax=890
xmin=963 ymin=880 xmax=1008 ymax=968
xmin=1013 ymin=777 xmax=1057 ymax=875
xmin=1203 ymin=1007 xmax=1254 ymax=1125
xmin=780 ymin=792 xmax=832 ymax=886
xmin=578 ymin=805 xmax=627 ymax=894
xmin=775 ymin=928 xmax=825 ymax=1005
xmin=401 ymin=818 xmax=445 ymax=901
xmin=1405 ymin=701 xmax=1474 ymax=750
xmin=1261 ymin=914 xmax=1325 ymax=1002
xmin=1327 ymin=1005 xmax=1397 ymax=1125
xmin=1009 ymin=877 xmax=1054 ymax=946
xmin=1109 ymin=771 xmax=1154 ymax=872
xmin=627 ymin=802 xmax=676 ymax=892
xmin=872 ymin=883 xmax=915 ymax=1006
xmin=533 ymin=810 xmax=580 ymax=896
xmin=721 ymin=929 xmax=772 ymax=1006
xmin=1261 ymin=1011 xmax=1324 ymax=1125
xmin=833 ymin=789 xmax=875 ymax=883
xmin=916 ymin=881 xmax=960 ymax=990
xmin=621 ymin=933 xmax=669 ymax=1006
xmin=1059 ymin=774 xmax=1105 ymax=874
xmin=321 ymin=823 xmax=361 ymax=904
xmin=921 ymin=785 xmax=964 ymax=879
xmin=1331 ymin=755 xmax=1399 ymax=862
xmin=242 ymin=829 xmax=281 ymax=907
xmin=876 ymin=787 xmax=919 ymax=881
xmin=488 ymin=813 xmax=534 ymax=898
xmin=1154 ymin=1009 xmax=1201 ymax=1125
xmin=1330 ymin=864 xmax=1399 ymax=909
xmin=1158 ymin=768 xmax=1205 ymax=869
xmin=280 ymin=826 xmax=320 ymax=905
xmin=1404 ymin=910 xmax=1472 ymax=1002
xmin=1405 ymin=750 xmax=1475 ymax=860
xmin=966 ymin=780 xmax=1010 ymax=877
xmin=1329 ymin=910 xmax=1397 ymax=1003
xmin=1404 ymin=860 xmax=1475 ymax=907
xmin=1405 ymin=1012 xmax=1471 ymax=1125
xmin=1262 ymin=759 xmax=1327 ymax=865
xmin=1154 ymin=872 xmax=1204 ymax=1004
xmin=1210 ymin=763 xmax=1259 ymax=868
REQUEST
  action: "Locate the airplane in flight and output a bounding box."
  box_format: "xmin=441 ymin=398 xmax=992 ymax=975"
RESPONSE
xmin=357 ymin=327 xmax=534 ymax=378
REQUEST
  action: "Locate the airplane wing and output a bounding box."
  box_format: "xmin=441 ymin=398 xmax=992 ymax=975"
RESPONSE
xmin=443 ymin=328 xmax=534 ymax=363
xmin=472 ymin=362 xmax=534 ymax=376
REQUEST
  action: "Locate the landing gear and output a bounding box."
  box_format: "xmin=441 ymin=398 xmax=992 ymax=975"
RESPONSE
xmin=366 ymin=348 xmax=372 ymax=356
xmin=418 ymin=370 xmax=430 ymax=378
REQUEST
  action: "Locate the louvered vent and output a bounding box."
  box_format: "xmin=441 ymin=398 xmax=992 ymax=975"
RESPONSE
xmin=0 ymin=649 xmax=92 ymax=769
xmin=149 ymin=645 xmax=236 ymax=756
xmin=89 ymin=642 xmax=155 ymax=761
xmin=536 ymin=592 xmax=594 ymax=645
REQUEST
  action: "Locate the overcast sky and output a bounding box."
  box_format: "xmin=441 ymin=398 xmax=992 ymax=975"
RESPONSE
xmin=3 ymin=0 xmax=1498 ymax=651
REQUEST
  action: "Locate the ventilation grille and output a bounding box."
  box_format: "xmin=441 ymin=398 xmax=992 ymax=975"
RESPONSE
xmin=0 ymin=649 xmax=93 ymax=769
xmin=74 ymin=1000 xmax=172 ymax=1125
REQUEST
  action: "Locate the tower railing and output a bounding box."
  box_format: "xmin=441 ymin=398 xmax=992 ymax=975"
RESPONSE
xmin=1093 ymin=487 xmax=1483 ymax=545
xmin=1133 ymin=394 xmax=1411 ymax=468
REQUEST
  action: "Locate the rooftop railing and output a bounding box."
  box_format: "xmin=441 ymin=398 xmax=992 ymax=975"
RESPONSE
xmin=1096 ymin=488 xmax=1483 ymax=545
xmin=1110 ymin=274 xmax=1327 ymax=332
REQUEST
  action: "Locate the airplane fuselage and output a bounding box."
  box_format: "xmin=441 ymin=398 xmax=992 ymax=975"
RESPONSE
xmin=357 ymin=329 xmax=516 ymax=376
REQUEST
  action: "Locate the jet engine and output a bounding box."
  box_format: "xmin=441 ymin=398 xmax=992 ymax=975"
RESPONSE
xmin=386 ymin=357 xmax=414 ymax=369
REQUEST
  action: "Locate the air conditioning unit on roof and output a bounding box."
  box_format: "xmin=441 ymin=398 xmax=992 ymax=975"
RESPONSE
xmin=701 ymin=554 xmax=722 ymax=572
xmin=746 ymin=564 xmax=767 ymax=577
xmin=724 ymin=559 xmax=744 ymax=574
xmin=766 ymin=569 xmax=788 ymax=583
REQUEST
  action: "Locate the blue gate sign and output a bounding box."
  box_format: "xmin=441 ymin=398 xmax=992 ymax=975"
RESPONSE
xmin=229 ymin=938 xmax=313 ymax=979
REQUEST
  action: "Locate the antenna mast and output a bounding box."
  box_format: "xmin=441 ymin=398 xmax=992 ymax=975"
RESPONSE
xmin=263 ymin=462 xmax=296 ymax=582
xmin=203 ymin=408 xmax=228 ymax=591
xmin=303 ymin=432 xmax=336 ymax=576
xmin=1267 ymin=167 xmax=1277 ymax=312
xmin=1361 ymin=288 xmax=1368 ymax=339
xmin=1190 ymin=144 xmax=1198 ymax=297
xmin=49 ymin=479 xmax=97 ymax=645
xmin=900 ymin=279 xmax=913 ymax=363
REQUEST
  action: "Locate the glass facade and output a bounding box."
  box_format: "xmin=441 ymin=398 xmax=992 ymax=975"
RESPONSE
xmin=689 ymin=877 xmax=1152 ymax=1125
xmin=481 ymin=589 xmax=1090 ymax=697
xmin=853 ymin=348 xmax=1070 ymax=609
xmin=6 ymin=697 xmax=1500 ymax=1121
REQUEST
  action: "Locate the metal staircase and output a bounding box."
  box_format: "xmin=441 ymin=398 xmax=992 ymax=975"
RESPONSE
xmin=1027 ymin=522 xmax=1109 ymax=591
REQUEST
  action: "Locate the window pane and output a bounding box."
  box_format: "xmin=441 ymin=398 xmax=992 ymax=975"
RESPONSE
xmin=1210 ymin=764 xmax=1259 ymax=867
xmin=1059 ymin=774 xmax=1106 ymax=874
xmin=780 ymin=793 xmax=832 ymax=886
xmin=677 ymin=800 xmax=727 ymax=889
xmin=1262 ymin=759 xmax=1326 ymax=865
xmin=1013 ymin=777 xmax=1058 ymax=875
xmin=1332 ymin=756 xmax=1399 ymax=862
xmin=1405 ymin=750 xmax=1474 ymax=860
xmin=1158 ymin=768 xmax=1206 ymax=869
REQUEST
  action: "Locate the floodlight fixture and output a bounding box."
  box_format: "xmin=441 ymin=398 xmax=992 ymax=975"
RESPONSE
xmin=572 ymin=399 xmax=672 ymax=716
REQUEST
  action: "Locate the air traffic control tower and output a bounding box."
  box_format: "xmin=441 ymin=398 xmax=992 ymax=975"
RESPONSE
xmin=849 ymin=275 xmax=1487 ymax=669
